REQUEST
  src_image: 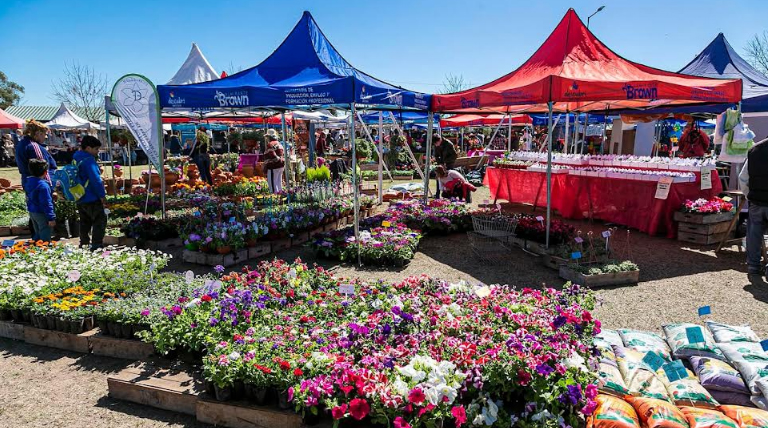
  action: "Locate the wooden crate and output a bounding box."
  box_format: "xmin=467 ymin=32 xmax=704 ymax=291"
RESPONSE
xmin=542 ymin=254 xmax=569 ymax=270
xmin=10 ymin=226 xmax=30 ymax=236
xmin=0 ymin=226 xmax=12 ymax=237
xmin=291 ymin=232 xmax=310 ymax=246
xmin=678 ymin=221 xmax=731 ymax=235
xmin=24 ymin=326 xmax=96 ymax=354
xmin=559 ymin=266 xmax=639 ymax=287
xmin=270 ymin=238 xmax=291 ymax=253
xmin=359 ymin=164 xmax=379 ymax=171
xmin=247 ymin=243 xmax=271 ymax=259
xmin=678 ymin=231 xmax=729 ymax=245
xmin=673 ymin=211 xmax=734 ymax=224
xmin=196 ymin=397 xmax=303 ymax=428
xmin=108 ymin=363 xmax=202 ymax=416
xmin=89 ymin=334 xmax=155 ymax=360
xmin=393 ymin=175 xmax=414 ymax=181
xmin=0 ymin=320 xmax=25 ymax=341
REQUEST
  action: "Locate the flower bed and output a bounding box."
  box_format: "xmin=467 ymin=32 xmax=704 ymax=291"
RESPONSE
xmin=515 ymin=215 xmax=575 ymax=246
xmin=138 ymin=259 xmax=600 ymax=427
xmin=682 ymin=197 xmax=734 ymax=214
xmin=311 ymin=223 xmax=421 ymax=266
xmin=0 ymin=244 xmax=169 ymax=330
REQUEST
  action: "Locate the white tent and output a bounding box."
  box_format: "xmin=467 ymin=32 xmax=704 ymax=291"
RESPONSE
xmin=46 ymin=103 xmax=101 ymax=130
xmin=167 ymin=43 xmax=219 ymax=85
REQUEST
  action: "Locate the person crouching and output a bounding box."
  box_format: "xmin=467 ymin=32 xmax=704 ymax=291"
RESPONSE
xmin=435 ymin=165 xmax=475 ymax=203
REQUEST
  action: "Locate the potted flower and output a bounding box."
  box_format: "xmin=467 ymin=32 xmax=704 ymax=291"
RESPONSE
xmin=182 ymin=232 xmax=202 ymax=251
xmin=114 ymin=164 xmax=123 ymax=178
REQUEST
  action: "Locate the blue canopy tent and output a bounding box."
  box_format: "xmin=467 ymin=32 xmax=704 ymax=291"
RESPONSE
xmin=157 ymin=12 xmax=430 ymax=112
xmin=157 ymin=11 xmax=432 ymax=263
xmin=680 ymin=33 xmax=768 ymax=113
xmin=359 ymin=111 xmax=439 ymax=125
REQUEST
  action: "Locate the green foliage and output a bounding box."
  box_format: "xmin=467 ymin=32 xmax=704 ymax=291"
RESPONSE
xmin=0 ymin=192 xmax=26 ymax=226
xmin=354 ymin=138 xmax=373 ymax=159
xmin=241 ymin=130 xmax=263 ymax=142
xmin=0 ymin=71 xmax=24 ymax=109
xmin=571 ymin=260 xmax=639 ymax=275
xmin=306 ymin=165 xmax=331 ymax=183
xmin=54 ymin=200 xmax=79 ymax=221
xmin=226 ymin=130 xmax=243 ymax=145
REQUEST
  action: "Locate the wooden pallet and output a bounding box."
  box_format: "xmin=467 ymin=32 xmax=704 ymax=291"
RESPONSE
xmin=678 ymin=231 xmax=729 ymax=245
xmin=673 ymin=211 xmax=734 ymax=224
xmin=108 ymin=362 xmax=202 ymax=416
xmin=559 ymin=266 xmax=639 ymax=287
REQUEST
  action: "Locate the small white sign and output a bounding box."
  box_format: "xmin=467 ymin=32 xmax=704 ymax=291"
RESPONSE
xmin=185 ymin=270 xmax=195 ymax=284
xmin=655 ymin=177 xmax=674 ymax=200
xmin=601 ymin=231 xmax=611 ymax=239
xmin=701 ymin=169 xmax=712 ymax=190
xmin=535 ymin=216 xmax=545 ymax=222
xmin=575 ymin=237 xmax=584 ymax=244
xmin=339 ymin=284 xmax=355 ymax=295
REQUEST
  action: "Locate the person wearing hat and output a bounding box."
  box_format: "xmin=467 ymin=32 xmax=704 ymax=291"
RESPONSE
xmin=263 ymin=135 xmax=285 ymax=193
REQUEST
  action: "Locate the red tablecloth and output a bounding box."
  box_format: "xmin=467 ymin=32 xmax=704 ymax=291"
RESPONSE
xmin=485 ymin=167 xmax=723 ymax=238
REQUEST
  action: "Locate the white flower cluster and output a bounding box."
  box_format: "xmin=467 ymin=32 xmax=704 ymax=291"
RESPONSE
xmin=393 ymin=355 xmax=466 ymax=406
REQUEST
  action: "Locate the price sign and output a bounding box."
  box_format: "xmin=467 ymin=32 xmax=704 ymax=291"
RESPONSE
xmin=662 ymin=360 xmax=689 ymax=382
xmin=575 ymin=237 xmax=584 ymax=244
xmin=381 ymin=220 xmax=391 ymax=228
xmin=185 ymin=270 xmax=195 ymax=284
xmin=535 ymin=216 xmax=545 ymax=222
xmin=722 ymin=196 xmax=733 ymax=202
xmin=655 ymin=177 xmax=674 ymax=200
xmin=571 ymin=252 xmax=582 ymax=260
xmin=1 ymin=240 xmax=15 ymax=247
xmin=686 ymin=326 xmax=705 ymax=344
xmin=339 ymin=284 xmax=355 ymax=295
xmin=698 ymin=306 xmax=711 ymax=316
xmin=701 ymin=169 xmax=712 ymax=190
xmin=642 ymin=351 xmax=665 ymax=372
xmin=601 ymin=231 xmax=611 ymax=239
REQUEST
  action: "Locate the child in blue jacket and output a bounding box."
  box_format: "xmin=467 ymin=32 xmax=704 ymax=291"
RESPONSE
xmin=24 ymin=158 xmax=56 ymax=242
xmin=73 ymin=136 xmax=107 ymax=250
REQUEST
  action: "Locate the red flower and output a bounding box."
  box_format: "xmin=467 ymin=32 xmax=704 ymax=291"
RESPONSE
xmin=451 ymin=406 xmax=467 ymax=426
xmin=279 ymin=360 xmax=291 ymax=371
xmin=300 ymin=315 xmax=309 ymax=323
xmin=581 ymin=310 xmax=592 ymax=323
xmin=408 ymin=388 xmax=426 ymax=405
xmin=201 ymin=295 xmax=212 ymax=302
xmin=340 ymin=385 xmax=354 ymax=395
xmin=394 ymin=416 xmax=411 ymax=428
xmin=517 ymin=369 xmax=532 ymax=386
xmin=254 ymin=364 xmax=272 ymax=374
xmin=293 ymin=368 xmax=303 ymax=376
xmin=287 ymin=289 xmax=295 ymax=298
xmin=331 ymin=404 xmax=347 ymax=420
xmin=348 ymin=398 xmax=370 ymax=420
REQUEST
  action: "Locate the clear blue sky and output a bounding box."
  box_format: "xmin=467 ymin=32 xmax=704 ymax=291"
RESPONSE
xmin=2 ymin=0 xmax=767 ymax=105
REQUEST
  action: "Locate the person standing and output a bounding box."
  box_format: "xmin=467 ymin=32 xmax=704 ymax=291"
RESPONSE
xmin=168 ymin=131 xmax=182 ymax=156
xmin=24 ymin=159 xmax=56 ymax=242
xmin=15 ymin=120 xmax=57 ymax=184
xmin=739 ymin=137 xmax=768 ymax=277
xmin=315 ymin=130 xmax=328 ymax=157
xmin=433 ymin=135 xmax=457 ymax=198
xmin=191 ymin=126 xmax=213 ymax=185
xmin=0 ymin=134 xmax=13 ymax=167
xmin=73 ymin=136 xmax=107 ymax=250
xmin=263 ymin=136 xmax=285 ymax=193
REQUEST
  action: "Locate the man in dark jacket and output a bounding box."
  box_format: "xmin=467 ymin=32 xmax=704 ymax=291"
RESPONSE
xmin=739 ymin=138 xmax=768 ymax=276
xmin=73 ymin=136 xmax=107 ymax=250
xmin=433 ymin=135 xmax=457 ymax=198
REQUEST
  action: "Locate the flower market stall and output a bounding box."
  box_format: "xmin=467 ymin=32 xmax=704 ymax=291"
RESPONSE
xmin=486 ymin=152 xmax=723 ymax=238
xmin=429 ymin=8 xmax=742 ymax=247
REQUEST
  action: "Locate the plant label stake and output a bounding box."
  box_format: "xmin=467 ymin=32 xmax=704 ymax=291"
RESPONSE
xmin=761 ymin=339 xmax=768 ymax=352
xmin=697 ymin=306 xmax=711 ymax=317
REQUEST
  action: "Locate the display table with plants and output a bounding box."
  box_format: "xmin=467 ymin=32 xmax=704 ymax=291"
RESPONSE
xmin=558 ymin=260 xmax=639 ymax=287
xmin=674 ymin=197 xmax=736 ymax=245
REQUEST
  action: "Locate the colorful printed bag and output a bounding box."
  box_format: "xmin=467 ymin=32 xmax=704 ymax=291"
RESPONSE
xmin=620 ymin=329 xmax=673 ymax=362
xmin=705 ymin=321 xmax=760 ymax=344
xmin=680 ymin=407 xmax=738 ymax=428
xmin=614 ymin=346 xmax=671 ymax=401
xmin=627 ymin=396 xmax=689 ymax=428
xmin=718 ymin=343 xmax=768 ymax=397
xmin=663 ymin=323 xmax=724 ymax=360
xmin=588 ymin=394 xmax=640 ymax=428
xmin=720 ymin=405 xmax=768 ymax=428
xmin=689 ymin=357 xmax=749 ymax=394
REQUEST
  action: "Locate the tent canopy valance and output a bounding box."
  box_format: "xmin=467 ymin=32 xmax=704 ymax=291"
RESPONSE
xmin=431 ymin=9 xmax=742 ymax=114
xmin=440 ymin=113 xmax=531 ymax=128
xmin=45 ymin=103 xmax=101 ymax=130
xmin=158 ymin=11 xmax=431 ymax=111
xmin=0 ymin=107 xmax=24 ymax=129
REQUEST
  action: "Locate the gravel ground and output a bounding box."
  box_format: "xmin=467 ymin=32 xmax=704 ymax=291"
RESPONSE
xmin=1 ymin=185 xmax=766 ymax=427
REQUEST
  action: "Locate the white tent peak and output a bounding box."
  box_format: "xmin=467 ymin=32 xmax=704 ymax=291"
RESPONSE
xmin=167 ymin=43 xmax=219 ymax=85
xmin=46 ymin=102 xmax=100 ymax=130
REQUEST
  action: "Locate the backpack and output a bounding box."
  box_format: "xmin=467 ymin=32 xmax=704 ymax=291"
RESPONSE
xmin=53 ymin=159 xmax=89 ymax=202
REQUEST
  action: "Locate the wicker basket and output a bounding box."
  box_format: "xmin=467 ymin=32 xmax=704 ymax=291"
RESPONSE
xmin=471 ymin=215 xmax=517 ymax=238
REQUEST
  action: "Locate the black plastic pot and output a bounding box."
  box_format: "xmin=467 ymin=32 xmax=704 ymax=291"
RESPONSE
xmin=69 ymin=318 xmax=85 ymax=335
xmin=97 ymin=320 xmax=109 ymax=334
xmin=55 ymin=317 xmax=69 ymax=333
xmin=10 ymin=309 xmax=22 ymax=322
xmin=303 ymin=408 xmax=321 ymax=426
xmin=214 ymin=384 xmax=232 ymax=402
xmin=21 ymin=310 xmax=31 ymax=323
xmin=277 ymin=389 xmax=291 ymax=410
xmin=233 ymin=380 xmax=245 ymax=400
xmin=0 ymin=309 xmax=10 ymax=320
xmin=120 ymin=323 xmax=133 ymax=339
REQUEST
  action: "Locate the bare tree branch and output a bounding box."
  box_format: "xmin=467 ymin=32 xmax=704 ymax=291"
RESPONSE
xmin=226 ymin=62 xmax=243 ymax=76
xmin=745 ymin=31 xmax=768 ymax=76
xmin=51 ymin=62 xmax=108 ymax=122
xmin=440 ymin=74 xmax=470 ymax=94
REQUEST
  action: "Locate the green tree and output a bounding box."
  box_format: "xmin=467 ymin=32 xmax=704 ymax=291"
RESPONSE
xmin=0 ymin=71 xmax=25 ymax=109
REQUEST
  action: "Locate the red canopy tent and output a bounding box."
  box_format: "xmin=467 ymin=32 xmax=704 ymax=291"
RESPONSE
xmin=0 ymin=108 xmax=24 ymax=129
xmin=432 ymin=9 xmax=741 ymax=114
xmin=440 ymin=113 xmax=531 ymax=128
xmin=428 ymin=9 xmax=743 ymax=247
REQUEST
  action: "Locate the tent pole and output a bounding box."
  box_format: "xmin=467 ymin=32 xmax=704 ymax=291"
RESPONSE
xmin=105 ymin=96 xmax=115 ymax=195
xmin=281 ymin=111 xmax=290 ymax=187
xmin=507 ymin=114 xmax=512 ymax=151
xmin=484 ymin=117 xmax=505 ymax=151
xmin=545 ymin=101 xmax=553 ymax=249
xmin=378 ymin=111 xmax=384 ymax=204
xmin=564 ymin=111 xmax=570 ymax=154
xmin=460 ymin=127 xmax=464 ymax=153
xmin=423 ymin=111 xmax=433 ymax=204
xmin=572 ymin=113 xmax=579 ymax=154
xmin=350 ymin=103 xmax=360 ymax=266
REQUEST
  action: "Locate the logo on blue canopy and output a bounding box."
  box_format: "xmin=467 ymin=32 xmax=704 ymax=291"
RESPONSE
xmin=214 ymin=90 xmax=250 ymax=107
